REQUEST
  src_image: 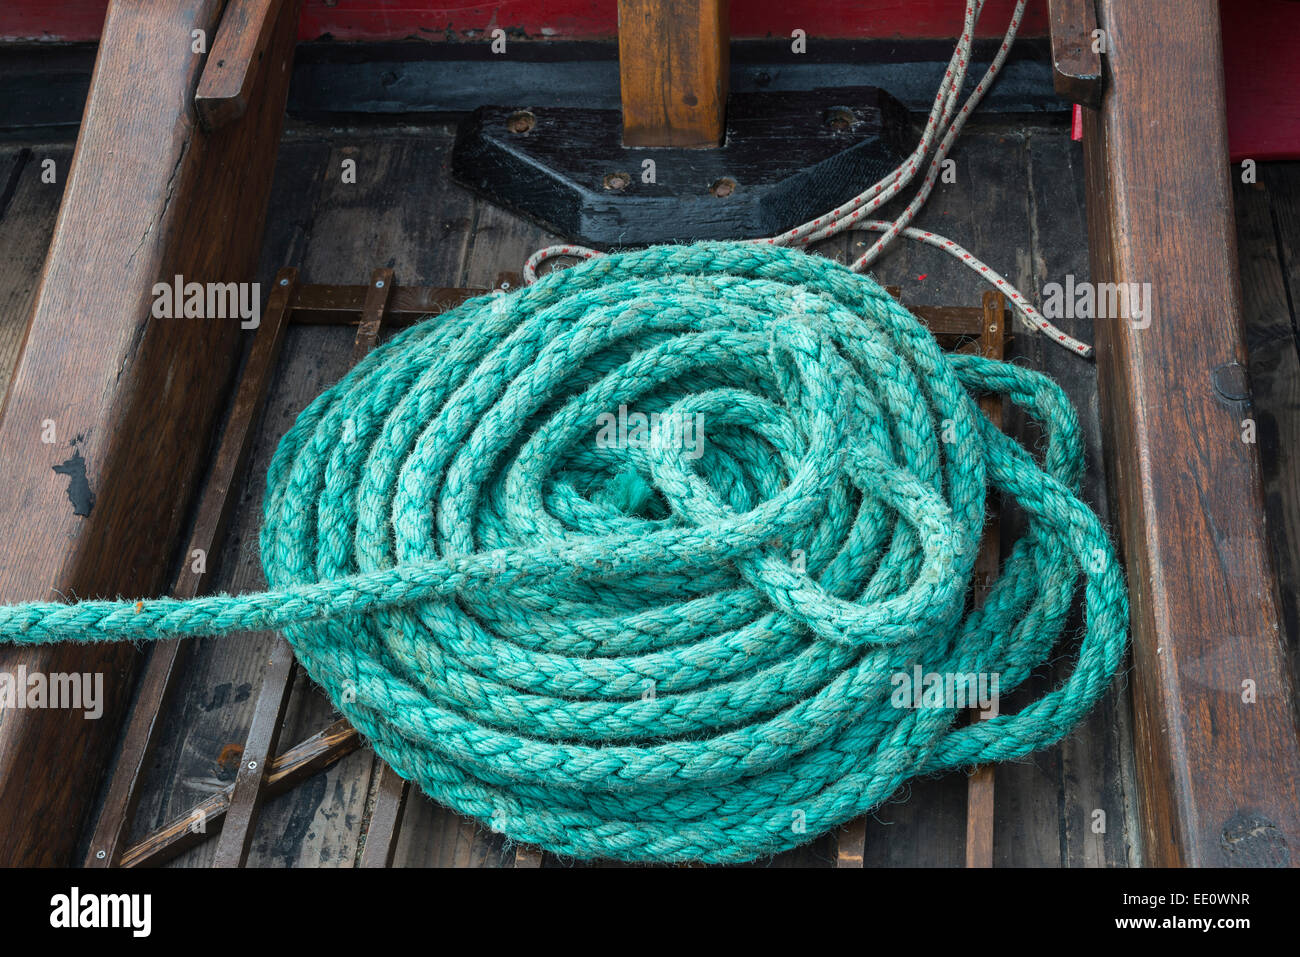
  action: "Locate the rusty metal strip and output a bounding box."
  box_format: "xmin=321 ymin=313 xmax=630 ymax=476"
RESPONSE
xmin=84 ymin=267 xmax=300 ymax=868
xmin=120 ymin=719 xmax=361 ymax=868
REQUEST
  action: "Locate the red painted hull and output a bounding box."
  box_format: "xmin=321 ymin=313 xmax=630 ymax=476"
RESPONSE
xmin=1 ymin=0 xmax=1046 ymax=43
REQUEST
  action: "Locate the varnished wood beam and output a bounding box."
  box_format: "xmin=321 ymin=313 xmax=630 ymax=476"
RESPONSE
xmin=1047 ymin=0 xmax=1102 ymax=108
xmin=1083 ymin=0 xmax=1300 ymax=867
xmin=618 ymin=0 xmax=729 ymax=148
xmin=0 ymin=0 xmax=303 ymax=866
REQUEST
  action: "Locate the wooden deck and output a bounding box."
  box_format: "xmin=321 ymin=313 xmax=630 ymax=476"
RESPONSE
xmin=1 ymin=115 xmax=1294 ymax=866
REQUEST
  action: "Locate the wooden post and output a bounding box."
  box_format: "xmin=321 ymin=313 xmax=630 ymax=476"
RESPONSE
xmin=1083 ymin=0 xmax=1300 ymax=866
xmin=0 ymin=0 xmax=302 ymax=866
xmin=618 ymin=0 xmax=729 ymax=148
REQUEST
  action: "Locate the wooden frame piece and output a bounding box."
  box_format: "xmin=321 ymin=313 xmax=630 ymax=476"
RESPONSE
xmin=0 ymin=0 xmax=303 ymax=868
xmin=1047 ymin=0 xmax=1103 ymax=108
xmin=618 ymin=0 xmax=730 ymax=148
xmin=1083 ymin=0 xmax=1300 ymax=866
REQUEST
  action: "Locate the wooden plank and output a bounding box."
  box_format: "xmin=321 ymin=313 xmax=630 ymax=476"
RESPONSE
xmin=121 ymin=142 xmax=346 ymax=865
xmin=1047 ymin=0 xmax=1103 ymax=108
xmin=196 ymin=0 xmax=286 ymax=131
xmin=0 ymin=146 xmax=69 ymax=397
xmin=290 ymin=283 xmax=480 ymax=325
xmin=389 ymin=197 xmax=554 ymax=869
xmin=352 ymin=266 xmax=394 ymax=362
xmin=249 ymin=132 xmax=477 ymax=868
xmin=359 ymin=763 xmax=410 ymax=868
xmin=1023 ymin=130 xmax=1140 ymax=867
xmin=0 ymin=0 xmax=302 ymax=867
xmin=618 ymin=0 xmax=729 ymax=148
xmin=964 ymin=291 xmax=1006 ymax=870
xmin=120 ymin=719 xmax=362 ymax=868
xmin=1239 ymin=166 xmax=1300 ymax=712
xmin=1082 ymin=0 xmax=1300 ymax=867
xmin=212 ymin=637 xmax=297 ymax=866
xmin=84 ymin=268 xmax=300 ymax=867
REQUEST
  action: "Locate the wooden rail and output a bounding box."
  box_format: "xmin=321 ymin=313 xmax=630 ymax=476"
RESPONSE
xmin=0 ymin=0 xmax=303 ymax=867
xmin=1082 ymin=0 xmax=1300 ymax=866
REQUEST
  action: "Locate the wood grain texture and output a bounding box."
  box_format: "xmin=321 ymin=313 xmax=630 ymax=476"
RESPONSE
xmin=0 ymin=0 xmax=301 ymax=867
xmin=1046 ymin=0 xmax=1102 ymax=108
xmin=0 ymin=147 xmax=69 ymax=398
xmin=1024 ymin=131 xmax=1140 ymax=868
xmin=1238 ymin=166 xmax=1300 ymax=715
xmin=196 ymin=0 xmax=285 ymax=132
xmin=1083 ymin=0 xmax=1300 ymax=867
xmin=618 ymin=0 xmax=729 ymax=148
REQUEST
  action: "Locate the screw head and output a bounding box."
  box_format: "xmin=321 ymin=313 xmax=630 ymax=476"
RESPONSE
xmin=709 ymin=177 xmax=737 ymax=198
xmin=506 ymin=110 xmax=536 ymax=134
xmin=603 ymin=172 xmax=632 ymax=191
xmin=376 ymin=279 xmax=385 ymax=288
xmin=96 ymin=849 xmax=106 ymax=860
xmin=824 ymin=107 xmax=855 ymax=131
xmin=279 ymin=278 xmax=289 ymax=286
xmin=248 ymin=760 xmax=258 ymax=771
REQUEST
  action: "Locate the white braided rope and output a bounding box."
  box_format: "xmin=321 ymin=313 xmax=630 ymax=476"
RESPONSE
xmin=524 ymin=0 xmax=1092 ymax=358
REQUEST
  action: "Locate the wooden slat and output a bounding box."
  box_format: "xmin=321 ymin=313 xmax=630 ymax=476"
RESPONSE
xmin=211 ymin=637 xmax=297 ymax=867
xmin=290 ymin=283 xmax=480 ymax=325
xmin=120 ymin=719 xmax=361 ymax=868
xmin=1256 ymin=164 xmax=1300 ymax=697
xmin=618 ymin=0 xmax=730 ymax=148
xmin=1082 ymin=0 xmax=1300 ymax=866
xmin=195 ymin=0 xmax=286 ymax=131
xmin=210 ymin=266 xmax=397 ymax=868
xmin=360 ymin=763 xmax=410 ymax=868
xmin=1047 ymin=0 xmax=1103 ymax=108
xmin=352 ymin=267 xmax=394 ymax=362
xmin=84 ymin=268 xmax=300 ymax=867
xmin=964 ymin=291 xmax=1007 ymax=870
xmin=0 ymin=0 xmax=302 ymax=867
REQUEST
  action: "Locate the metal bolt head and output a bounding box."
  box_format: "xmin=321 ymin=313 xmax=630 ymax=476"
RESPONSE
xmin=96 ymin=849 xmax=106 ymax=859
xmin=603 ymin=172 xmax=632 ymax=191
xmin=824 ymin=107 xmax=855 ymax=131
xmin=248 ymin=760 xmax=258 ymax=771
xmin=709 ymin=177 xmax=736 ymax=198
xmin=376 ymin=279 xmax=385 ymax=288
xmin=506 ymin=110 xmax=536 ymax=134
xmin=279 ymin=278 xmax=289 ymax=286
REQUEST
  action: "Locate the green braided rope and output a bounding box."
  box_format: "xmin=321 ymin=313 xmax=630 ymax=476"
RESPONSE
xmin=0 ymin=242 xmax=1128 ymax=863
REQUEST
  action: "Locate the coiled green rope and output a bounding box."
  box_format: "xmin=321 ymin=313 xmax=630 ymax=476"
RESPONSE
xmin=0 ymin=242 xmax=1127 ymax=863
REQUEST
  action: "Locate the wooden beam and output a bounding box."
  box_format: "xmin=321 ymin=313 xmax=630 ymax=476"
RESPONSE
xmin=1083 ymin=0 xmax=1300 ymax=866
xmin=1047 ymin=0 xmax=1103 ymax=108
xmin=195 ymin=0 xmax=287 ymax=131
xmin=0 ymin=0 xmax=302 ymax=866
xmin=618 ymin=0 xmax=729 ymax=148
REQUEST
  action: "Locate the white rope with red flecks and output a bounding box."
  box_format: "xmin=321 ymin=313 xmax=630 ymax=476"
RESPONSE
xmin=523 ymin=0 xmax=1093 ymax=359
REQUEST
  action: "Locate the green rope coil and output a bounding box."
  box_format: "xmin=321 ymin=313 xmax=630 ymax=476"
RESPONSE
xmin=0 ymin=242 xmax=1128 ymax=863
